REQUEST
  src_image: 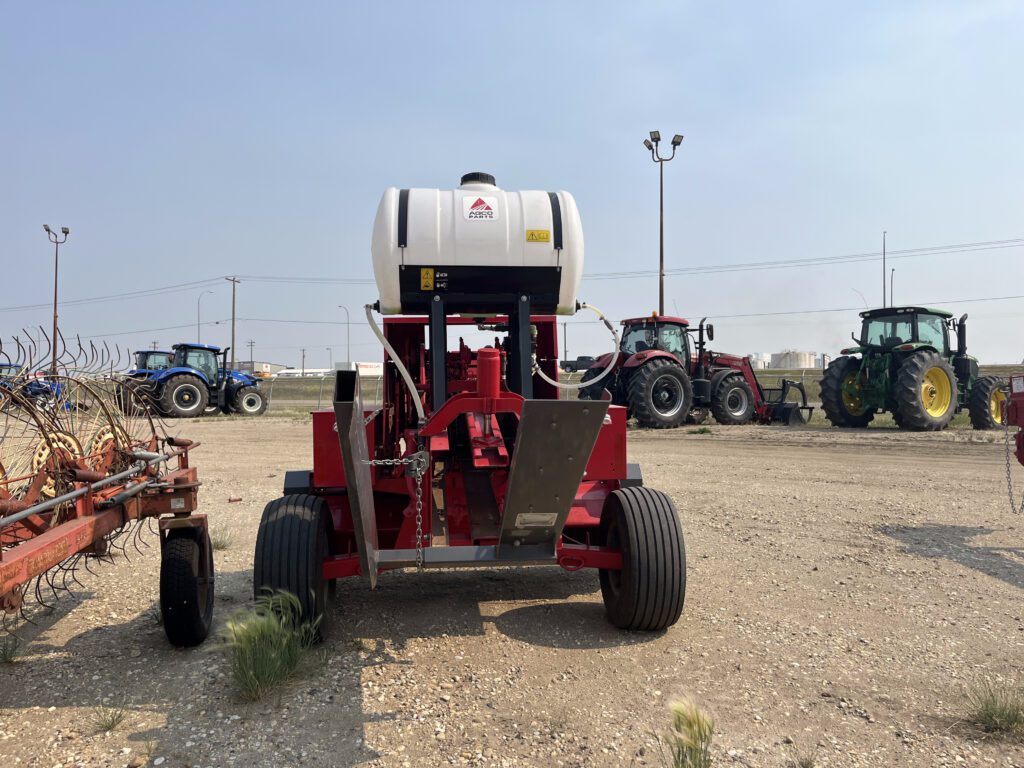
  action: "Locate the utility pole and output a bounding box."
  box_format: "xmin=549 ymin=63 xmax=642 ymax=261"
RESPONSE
xmin=327 ymin=346 xmax=333 ymax=369
xmin=151 ymin=340 xmax=159 ymax=351
xmin=43 ymin=225 xmax=69 ymax=376
xmin=890 ymin=268 xmax=895 ymax=308
xmin=300 ymin=348 xmax=306 ymax=378
xmin=643 ymin=131 xmax=683 ymax=316
xmin=226 ymin=276 xmax=240 ymax=370
xmin=562 ymin=321 xmax=568 ymax=360
xmin=247 ymin=339 xmax=255 ymax=373
xmin=882 ymin=231 xmax=887 ymax=308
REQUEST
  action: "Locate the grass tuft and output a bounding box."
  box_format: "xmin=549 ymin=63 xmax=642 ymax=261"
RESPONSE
xmin=787 ymin=754 xmax=817 ymax=768
xmin=89 ymin=703 xmax=127 ymax=733
xmin=0 ymin=635 xmax=20 ymax=663
xmin=220 ymin=591 xmax=319 ymax=701
xmin=658 ymin=698 xmax=714 ymax=768
xmin=965 ymin=677 xmax=1024 ymax=735
xmin=210 ymin=528 xmax=234 ymax=551
xmin=687 ymin=427 xmax=713 ymax=435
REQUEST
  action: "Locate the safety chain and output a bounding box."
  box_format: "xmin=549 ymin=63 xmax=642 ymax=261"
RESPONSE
xmin=364 ymin=452 xmax=429 ymax=569
xmin=1002 ymin=418 xmax=1024 ymax=515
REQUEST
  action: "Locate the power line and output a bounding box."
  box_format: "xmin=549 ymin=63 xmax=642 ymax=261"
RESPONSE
xmin=0 ymin=277 xmax=225 ymax=314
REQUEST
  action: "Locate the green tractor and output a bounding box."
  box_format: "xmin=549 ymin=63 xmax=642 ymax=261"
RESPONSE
xmin=820 ymin=306 xmax=1007 ymax=431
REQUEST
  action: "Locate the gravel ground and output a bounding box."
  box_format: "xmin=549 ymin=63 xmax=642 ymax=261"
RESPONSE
xmin=2 ymin=415 xmax=1023 ymax=768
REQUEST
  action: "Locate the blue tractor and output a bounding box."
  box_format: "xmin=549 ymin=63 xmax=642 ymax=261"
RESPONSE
xmin=128 ymin=343 xmax=268 ymax=418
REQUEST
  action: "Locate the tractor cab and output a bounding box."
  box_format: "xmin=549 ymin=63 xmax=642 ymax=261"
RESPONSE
xmin=132 ymin=350 xmax=172 ymax=373
xmin=620 ymin=316 xmax=691 ymax=359
xmin=857 ymin=307 xmax=954 ymax=353
xmin=171 ymin=344 xmax=224 ymax=385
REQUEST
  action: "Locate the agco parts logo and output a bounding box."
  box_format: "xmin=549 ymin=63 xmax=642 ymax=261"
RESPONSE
xmin=463 ymin=196 xmax=499 ymax=220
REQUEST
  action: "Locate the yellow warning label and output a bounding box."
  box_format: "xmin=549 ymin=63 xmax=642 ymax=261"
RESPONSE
xmin=526 ymin=229 xmax=551 ymax=243
xmin=420 ymin=267 xmax=434 ymax=290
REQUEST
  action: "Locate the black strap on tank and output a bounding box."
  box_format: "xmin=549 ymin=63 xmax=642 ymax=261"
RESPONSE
xmin=547 ymin=192 xmax=563 ymax=251
xmin=397 ymin=189 xmax=410 ymax=248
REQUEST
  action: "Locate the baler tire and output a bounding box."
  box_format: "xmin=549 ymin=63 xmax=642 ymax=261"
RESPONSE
xmin=160 ymin=528 xmax=215 ymax=647
xmin=233 ymin=386 xmax=268 ymax=416
xmin=820 ymin=356 xmax=874 ymax=428
xmin=628 ymin=360 xmax=693 ymax=429
xmin=160 ymin=375 xmax=208 ymax=419
xmin=710 ymin=375 xmax=756 ymax=425
xmin=894 ymin=351 xmax=958 ymax=431
xmin=253 ymin=494 xmax=331 ymax=639
xmin=968 ymin=375 xmax=1007 ymax=430
xmin=599 ymin=487 xmax=686 ymax=631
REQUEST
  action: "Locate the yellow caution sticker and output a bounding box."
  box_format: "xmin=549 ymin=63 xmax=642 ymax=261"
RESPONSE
xmin=420 ymin=267 xmax=434 ymax=291
xmin=526 ymin=229 xmax=551 ymax=243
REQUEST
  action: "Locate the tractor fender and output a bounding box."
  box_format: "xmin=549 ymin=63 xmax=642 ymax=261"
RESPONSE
xmin=590 ymin=351 xmax=617 ymax=369
xmin=621 ymin=350 xmax=680 ymax=369
xmin=152 ymin=367 xmax=213 ymax=387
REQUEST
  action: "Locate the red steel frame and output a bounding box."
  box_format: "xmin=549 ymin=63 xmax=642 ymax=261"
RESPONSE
xmin=0 ymin=440 xmax=202 ymax=612
xmin=312 ymin=315 xmax=627 ymax=580
xmin=1008 ymin=374 xmax=1024 ymax=467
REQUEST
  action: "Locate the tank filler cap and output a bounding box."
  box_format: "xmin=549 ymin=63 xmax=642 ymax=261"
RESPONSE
xmin=459 ymin=171 xmax=496 ymax=187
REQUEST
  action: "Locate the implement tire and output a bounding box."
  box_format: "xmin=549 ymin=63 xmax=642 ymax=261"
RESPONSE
xmin=160 ymin=528 xmax=215 ymax=647
xmin=894 ymin=351 xmax=957 ymax=431
xmin=820 ymin=356 xmax=874 ymax=428
xmin=710 ymin=374 xmax=755 ymax=425
xmin=160 ymin=375 xmax=208 ymax=419
xmin=599 ymin=487 xmax=686 ymax=631
xmin=628 ymin=360 xmax=692 ymax=429
xmin=968 ymin=375 xmax=1008 ymax=430
xmin=253 ymin=494 xmax=331 ymax=637
xmin=578 ymin=367 xmax=606 ymax=401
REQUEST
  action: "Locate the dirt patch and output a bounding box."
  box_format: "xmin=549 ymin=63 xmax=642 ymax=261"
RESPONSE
xmin=2 ymin=417 xmax=1023 ymax=767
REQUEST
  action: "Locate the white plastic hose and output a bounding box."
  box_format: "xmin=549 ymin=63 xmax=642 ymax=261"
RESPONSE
xmin=365 ymin=304 xmax=426 ymax=423
xmin=532 ymin=302 xmax=620 ymax=391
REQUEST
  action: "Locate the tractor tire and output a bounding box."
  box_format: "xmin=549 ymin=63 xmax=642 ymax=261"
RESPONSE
xmin=627 ymin=360 xmax=693 ymax=429
xmin=599 ymin=487 xmax=686 ymax=631
xmin=710 ymin=374 xmax=756 ymax=425
xmin=233 ymin=386 xmax=268 ymax=416
xmin=968 ymin=375 xmax=1008 ymax=430
xmin=685 ymin=407 xmax=710 ymax=425
xmin=160 ymin=528 xmax=215 ymax=647
xmin=578 ymin=368 xmax=605 ymax=401
xmin=894 ymin=351 xmax=958 ymax=431
xmin=253 ymin=494 xmax=331 ymax=637
xmin=820 ymin=356 xmax=874 ymax=428
xmin=160 ymin=375 xmax=208 ymax=419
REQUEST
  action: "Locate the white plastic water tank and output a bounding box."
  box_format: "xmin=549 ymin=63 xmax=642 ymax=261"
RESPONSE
xmin=371 ymin=172 xmax=584 ymax=315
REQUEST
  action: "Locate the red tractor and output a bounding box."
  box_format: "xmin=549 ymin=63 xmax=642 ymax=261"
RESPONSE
xmin=580 ymin=314 xmax=811 ymax=428
xmin=253 ymin=173 xmax=687 ymax=633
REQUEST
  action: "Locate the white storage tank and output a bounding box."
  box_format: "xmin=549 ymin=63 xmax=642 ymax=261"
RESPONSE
xmin=371 ymin=172 xmax=584 ymax=315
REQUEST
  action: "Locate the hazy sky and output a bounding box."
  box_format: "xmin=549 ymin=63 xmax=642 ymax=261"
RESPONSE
xmin=2 ymin=1 xmax=1022 ymax=367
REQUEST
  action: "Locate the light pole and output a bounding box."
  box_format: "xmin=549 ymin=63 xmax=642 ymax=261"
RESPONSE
xmin=337 ymin=304 xmax=351 ymax=365
xmin=197 ymin=290 xmax=214 ymax=343
xmin=643 ymin=131 xmax=683 ymax=316
xmin=300 ymin=348 xmax=306 ymax=378
xmin=851 ymin=288 xmax=869 ymax=309
xmin=327 ymin=346 xmax=333 ymax=369
xmin=43 ymin=225 xmax=69 ymax=376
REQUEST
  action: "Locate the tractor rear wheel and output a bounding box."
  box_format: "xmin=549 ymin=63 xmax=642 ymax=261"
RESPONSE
xmin=253 ymin=494 xmax=331 ymax=637
xmin=710 ymin=374 xmax=755 ymax=425
xmin=968 ymin=375 xmax=1008 ymax=430
xmin=628 ymin=360 xmax=693 ymax=429
xmin=599 ymin=487 xmax=686 ymax=631
xmin=233 ymin=386 xmax=268 ymax=416
xmin=160 ymin=527 xmax=215 ymax=647
xmin=820 ymin=356 xmax=874 ymax=428
xmin=160 ymin=375 xmax=208 ymax=418
xmin=894 ymin=351 xmax=958 ymax=431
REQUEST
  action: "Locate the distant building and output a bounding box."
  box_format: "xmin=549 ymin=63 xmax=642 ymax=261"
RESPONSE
xmin=770 ymin=350 xmax=817 ymax=369
xmin=236 ymin=360 xmax=288 ymax=378
xmin=748 ymin=352 xmax=771 ymax=370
